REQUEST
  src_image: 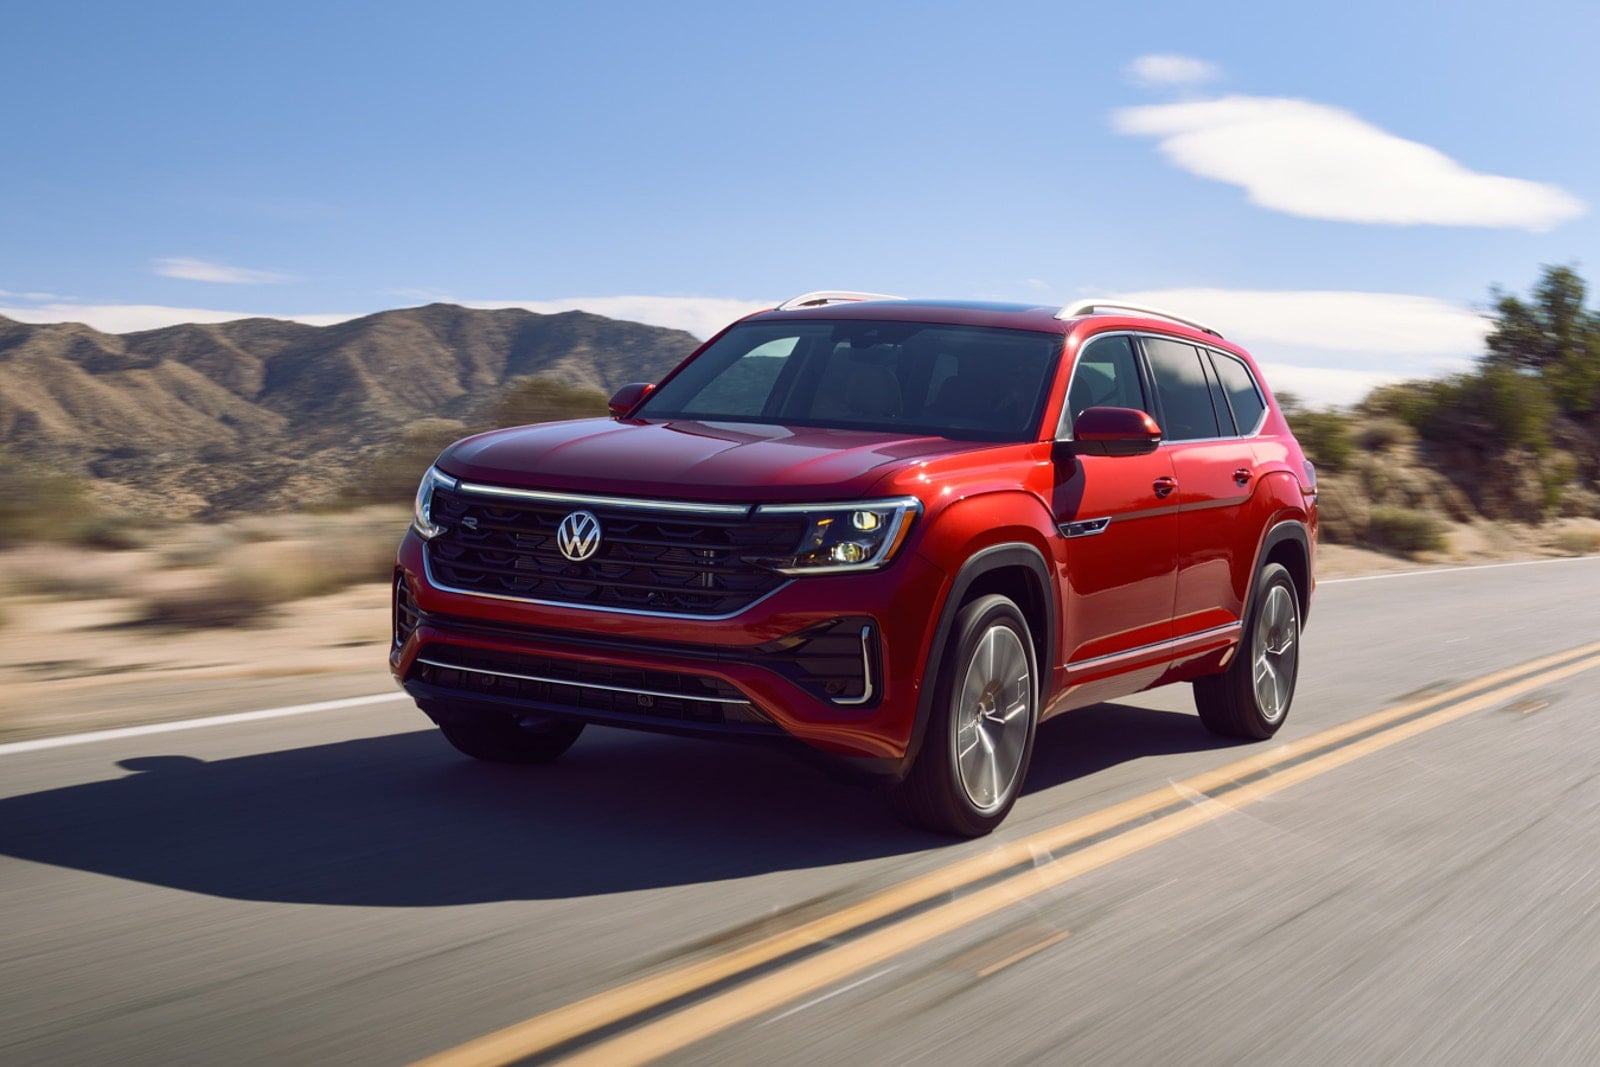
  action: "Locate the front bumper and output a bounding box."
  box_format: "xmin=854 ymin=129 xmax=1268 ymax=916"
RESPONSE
xmin=390 ymin=529 xmax=950 ymax=772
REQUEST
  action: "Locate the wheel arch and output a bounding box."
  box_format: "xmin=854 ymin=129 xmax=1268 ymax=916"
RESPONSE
xmin=902 ymin=542 xmax=1056 ymax=774
xmin=1253 ymin=519 xmax=1313 ymax=626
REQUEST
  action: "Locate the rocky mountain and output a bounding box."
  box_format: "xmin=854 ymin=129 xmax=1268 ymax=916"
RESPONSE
xmin=0 ymin=305 xmax=700 ymax=516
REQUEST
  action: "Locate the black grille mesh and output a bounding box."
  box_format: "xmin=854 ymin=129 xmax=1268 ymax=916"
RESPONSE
xmin=425 ymin=487 xmax=805 ymax=616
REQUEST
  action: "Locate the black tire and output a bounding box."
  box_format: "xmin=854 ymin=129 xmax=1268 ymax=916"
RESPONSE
xmin=892 ymin=594 xmax=1039 ymax=837
xmin=437 ymin=714 xmax=585 ymax=764
xmin=1194 ymin=562 xmax=1300 ymax=739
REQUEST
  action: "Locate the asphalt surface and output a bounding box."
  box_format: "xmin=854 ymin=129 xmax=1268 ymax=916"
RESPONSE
xmin=3 ymin=557 xmax=1600 ymax=1065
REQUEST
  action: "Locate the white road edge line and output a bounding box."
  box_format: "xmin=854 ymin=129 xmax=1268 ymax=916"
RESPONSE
xmin=0 ymin=692 xmax=410 ymax=757
xmin=1321 ymin=554 xmax=1599 ymax=585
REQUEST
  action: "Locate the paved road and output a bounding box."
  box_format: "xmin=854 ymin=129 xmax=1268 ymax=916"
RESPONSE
xmin=3 ymin=558 xmax=1599 ymax=1065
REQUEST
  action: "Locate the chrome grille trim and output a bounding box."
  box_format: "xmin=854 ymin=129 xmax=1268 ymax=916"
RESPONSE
xmin=455 ymin=481 xmax=752 ymax=516
xmin=415 ymin=657 xmax=755 ymax=705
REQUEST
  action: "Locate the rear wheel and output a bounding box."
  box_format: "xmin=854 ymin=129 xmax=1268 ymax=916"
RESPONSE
xmin=1194 ymin=562 xmax=1300 ymax=739
xmin=438 ymin=715 xmax=585 ymax=764
xmin=892 ymin=595 xmax=1038 ymax=837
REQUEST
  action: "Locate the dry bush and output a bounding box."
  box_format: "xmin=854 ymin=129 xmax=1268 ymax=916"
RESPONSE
xmin=1366 ymin=507 xmax=1448 ymax=557
xmin=1354 ymin=418 xmax=1413 ymax=452
xmin=132 ymin=527 xmax=397 ymax=630
xmin=71 ymin=515 xmax=153 ymax=551
xmin=1552 ymin=528 xmax=1600 ymax=556
xmin=155 ymin=526 xmax=242 ymax=570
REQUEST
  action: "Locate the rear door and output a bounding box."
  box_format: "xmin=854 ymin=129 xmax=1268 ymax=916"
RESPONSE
xmin=1140 ymin=336 xmax=1259 ymax=638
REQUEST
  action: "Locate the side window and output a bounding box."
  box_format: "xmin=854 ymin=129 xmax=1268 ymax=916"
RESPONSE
xmin=1210 ymin=352 xmax=1266 ymax=435
xmin=1143 ymin=337 xmax=1222 ymax=441
xmin=1066 ymin=334 xmax=1147 ymax=429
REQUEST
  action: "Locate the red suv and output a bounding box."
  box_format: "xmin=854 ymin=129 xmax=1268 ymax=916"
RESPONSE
xmin=392 ymin=293 xmax=1316 ymax=835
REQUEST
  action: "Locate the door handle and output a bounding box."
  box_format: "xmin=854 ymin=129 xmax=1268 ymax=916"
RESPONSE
xmin=1153 ymin=476 xmax=1177 ymax=499
xmin=1234 ymin=467 xmax=1252 ymax=487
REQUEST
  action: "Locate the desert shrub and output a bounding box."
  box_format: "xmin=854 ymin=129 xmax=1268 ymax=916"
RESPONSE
xmin=1552 ymin=528 xmax=1600 ymax=555
xmin=134 ymin=573 xmax=283 ymax=629
xmin=1286 ymin=409 xmax=1354 ymax=471
xmin=485 ymin=376 xmax=610 ymax=428
xmin=1354 ymin=418 xmax=1412 ymax=452
xmin=1359 ymin=381 xmax=1444 ymax=429
xmin=72 ymin=514 xmax=150 ymax=551
xmin=0 ymin=450 xmax=98 ymax=548
xmin=134 ymin=534 xmax=396 ymax=629
xmin=1539 ymin=456 xmax=1576 ymax=515
xmin=1366 ymin=507 xmax=1447 ymax=556
xmin=337 ymin=417 xmax=469 ymax=508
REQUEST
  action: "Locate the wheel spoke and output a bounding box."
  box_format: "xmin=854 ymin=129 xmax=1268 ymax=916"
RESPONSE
xmin=952 ymin=622 xmax=1035 ymax=814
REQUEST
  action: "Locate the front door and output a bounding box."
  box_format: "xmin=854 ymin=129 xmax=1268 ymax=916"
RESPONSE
xmin=1051 ymin=333 xmax=1180 ymax=676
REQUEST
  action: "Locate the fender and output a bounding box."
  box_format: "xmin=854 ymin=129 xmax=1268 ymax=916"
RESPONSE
xmin=897 ymin=541 xmax=1056 ymax=778
xmin=1249 ymin=517 xmax=1314 ymax=627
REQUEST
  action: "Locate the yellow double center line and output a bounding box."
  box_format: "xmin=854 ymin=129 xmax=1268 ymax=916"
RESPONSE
xmin=416 ymin=640 xmax=1600 ymax=1067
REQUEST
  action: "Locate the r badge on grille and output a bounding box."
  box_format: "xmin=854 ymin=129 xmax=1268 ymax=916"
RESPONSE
xmin=556 ymin=510 xmax=602 ymax=562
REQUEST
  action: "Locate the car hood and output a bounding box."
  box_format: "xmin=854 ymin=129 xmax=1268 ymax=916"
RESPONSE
xmin=436 ymin=418 xmax=975 ymax=502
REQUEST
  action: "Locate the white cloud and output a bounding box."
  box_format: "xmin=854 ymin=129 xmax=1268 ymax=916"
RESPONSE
xmin=1126 ymin=54 xmax=1222 ymax=88
xmin=152 ymin=257 xmax=299 ymax=285
xmin=1097 ymin=287 xmax=1489 ymax=406
xmin=466 ymin=296 xmax=771 ymax=339
xmin=0 ymin=303 xmax=354 ymax=333
xmin=1104 ymin=288 xmax=1487 ymax=355
xmin=1256 ymin=363 xmax=1404 ymax=408
xmin=1113 ymin=95 xmax=1586 ymax=231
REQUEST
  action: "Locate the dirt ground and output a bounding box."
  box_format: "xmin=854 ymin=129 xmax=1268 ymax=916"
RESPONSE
xmin=2 ymin=516 xmax=1597 ymax=744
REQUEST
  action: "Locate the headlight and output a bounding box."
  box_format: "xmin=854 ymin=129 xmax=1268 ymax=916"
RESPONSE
xmin=751 ymin=497 xmax=921 ymax=574
xmin=412 ymin=466 xmax=457 ymax=540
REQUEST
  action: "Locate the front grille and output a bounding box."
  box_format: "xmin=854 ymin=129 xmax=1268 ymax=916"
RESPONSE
xmin=425 ymin=487 xmax=807 ymax=616
xmin=410 ymin=644 xmax=776 ymax=728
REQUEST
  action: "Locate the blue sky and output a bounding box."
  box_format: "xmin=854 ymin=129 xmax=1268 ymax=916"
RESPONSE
xmin=3 ymin=0 xmax=1597 ymax=403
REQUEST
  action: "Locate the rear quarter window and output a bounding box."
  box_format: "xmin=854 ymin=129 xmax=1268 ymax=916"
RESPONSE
xmin=1210 ymin=352 xmax=1267 ymax=434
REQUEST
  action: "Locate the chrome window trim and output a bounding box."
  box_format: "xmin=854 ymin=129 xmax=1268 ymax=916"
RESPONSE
xmin=421 ymin=550 xmax=793 ymax=621
xmin=1057 ymin=331 xmax=1270 ymax=444
xmin=1055 ymin=330 xmax=1150 ymax=441
xmin=416 ymin=657 xmax=755 ymax=706
xmin=452 ymin=481 xmax=753 ymax=517
xmin=1206 ymin=349 xmax=1269 ymax=437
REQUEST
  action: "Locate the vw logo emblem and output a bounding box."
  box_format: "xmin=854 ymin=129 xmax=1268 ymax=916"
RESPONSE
xmin=556 ymin=510 xmax=602 ymax=562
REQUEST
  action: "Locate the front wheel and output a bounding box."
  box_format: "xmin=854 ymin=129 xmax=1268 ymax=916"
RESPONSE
xmin=438 ymin=714 xmax=585 ymax=764
xmin=1194 ymin=562 xmax=1300 ymax=739
xmin=892 ymin=594 xmax=1038 ymax=837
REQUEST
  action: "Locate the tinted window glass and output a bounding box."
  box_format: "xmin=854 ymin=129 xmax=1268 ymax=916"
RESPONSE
xmin=638 ymin=320 xmax=1062 ymax=441
xmin=1066 ymin=335 xmax=1148 ymax=429
xmin=1210 ymin=352 xmax=1266 ymax=434
xmin=1143 ymin=337 xmax=1222 ymax=441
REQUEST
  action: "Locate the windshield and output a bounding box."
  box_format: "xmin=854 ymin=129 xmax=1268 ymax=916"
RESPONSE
xmin=636 ymin=320 xmax=1063 ymax=441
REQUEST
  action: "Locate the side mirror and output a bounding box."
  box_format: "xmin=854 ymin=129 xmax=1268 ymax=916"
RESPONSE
xmin=1069 ymin=406 xmax=1162 ymax=456
xmin=608 ymin=382 xmax=655 ymax=419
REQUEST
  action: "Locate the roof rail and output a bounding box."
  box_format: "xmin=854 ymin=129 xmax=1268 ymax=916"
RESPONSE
xmin=776 ymin=290 xmax=906 ymax=311
xmin=1055 ymin=299 xmax=1222 ymax=338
